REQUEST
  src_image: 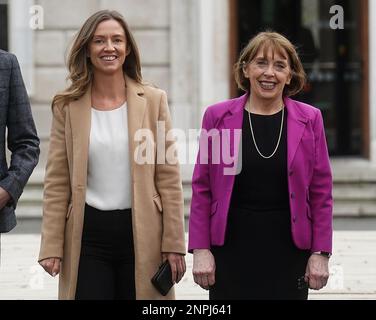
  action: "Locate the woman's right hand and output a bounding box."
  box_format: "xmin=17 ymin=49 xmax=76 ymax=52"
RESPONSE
xmin=39 ymin=258 xmax=61 ymax=277
xmin=192 ymin=249 xmax=216 ymax=290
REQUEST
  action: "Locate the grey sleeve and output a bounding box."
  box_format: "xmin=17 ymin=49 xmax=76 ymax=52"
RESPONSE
xmin=0 ymin=54 xmax=40 ymax=208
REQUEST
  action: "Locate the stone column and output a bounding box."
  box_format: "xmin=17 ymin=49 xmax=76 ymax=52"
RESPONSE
xmin=197 ymin=0 xmax=230 ymax=115
xmin=8 ymin=0 xmax=34 ymax=95
xmin=170 ymin=0 xmax=230 ymax=181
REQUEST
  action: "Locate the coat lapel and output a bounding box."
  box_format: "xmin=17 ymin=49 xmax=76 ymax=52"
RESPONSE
xmin=285 ymin=97 xmax=308 ymax=170
xmin=125 ymin=76 xmax=146 ymax=172
xmin=68 ymin=76 xmax=146 ymax=188
xmin=69 ymin=86 xmax=91 ymax=189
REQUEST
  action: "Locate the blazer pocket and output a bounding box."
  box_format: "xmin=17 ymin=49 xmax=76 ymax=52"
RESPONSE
xmin=66 ymin=202 xmax=73 ymax=220
xmin=210 ymin=200 xmax=218 ymax=216
xmin=153 ymin=194 xmax=163 ymax=213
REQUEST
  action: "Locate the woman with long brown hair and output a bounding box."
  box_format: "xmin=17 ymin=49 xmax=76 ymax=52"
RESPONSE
xmin=38 ymin=10 xmax=186 ymax=300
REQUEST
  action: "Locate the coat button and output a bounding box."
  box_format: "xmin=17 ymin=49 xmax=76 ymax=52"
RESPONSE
xmin=291 ymin=192 xmax=295 ymax=199
xmin=289 ymin=170 xmax=293 ymax=176
xmin=293 ymin=216 xmax=297 ymax=223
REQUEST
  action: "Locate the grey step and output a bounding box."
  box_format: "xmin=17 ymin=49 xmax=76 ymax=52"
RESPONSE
xmin=15 ymin=202 xmax=376 ymax=219
xmin=24 ymin=185 xmax=376 ymax=202
xmin=333 ymin=185 xmax=376 ymax=200
xmin=18 ymin=188 xmax=43 ymax=205
xmin=14 ymin=201 xmax=376 ymax=219
xmin=15 ymin=204 xmax=42 ymax=219
xmin=333 ymin=169 xmax=376 ymax=182
xmin=25 ymin=168 xmax=45 ymax=185
xmin=334 ymin=202 xmax=376 ymax=217
xmin=15 ymin=174 xmax=376 ymax=218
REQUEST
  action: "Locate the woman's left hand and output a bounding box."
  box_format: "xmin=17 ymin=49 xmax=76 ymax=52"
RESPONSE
xmin=304 ymin=254 xmax=330 ymax=290
xmin=162 ymin=252 xmax=186 ymax=284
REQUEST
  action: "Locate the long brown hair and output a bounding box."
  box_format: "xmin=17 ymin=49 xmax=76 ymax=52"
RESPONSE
xmin=234 ymin=31 xmax=306 ymax=97
xmin=53 ymin=10 xmax=142 ymax=106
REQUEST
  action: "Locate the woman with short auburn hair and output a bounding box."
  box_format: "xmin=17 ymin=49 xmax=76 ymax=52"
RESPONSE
xmin=189 ymin=31 xmax=333 ymax=300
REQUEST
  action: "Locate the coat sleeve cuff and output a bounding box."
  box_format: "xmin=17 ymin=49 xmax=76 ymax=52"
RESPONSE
xmin=38 ymin=244 xmax=64 ymax=262
xmin=0 ymin=175 xmax=23 ymax=208
xmin=161 ymin=240 xmax=186 ymax=256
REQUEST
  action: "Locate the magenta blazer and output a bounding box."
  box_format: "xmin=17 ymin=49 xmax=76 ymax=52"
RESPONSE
xmin=188 ymin=94 xmax=333 ymax=254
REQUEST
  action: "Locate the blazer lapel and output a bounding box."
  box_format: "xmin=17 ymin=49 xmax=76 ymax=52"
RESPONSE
xmin=222 ymin=94 xmax=247 ymax=186
xmin=285 ymin=97 xmax=308 ymax=170
xmin=223 ymin=94 xmax=247 ymax=129
xmin=223 ymin=94 xmax=248 ymax=156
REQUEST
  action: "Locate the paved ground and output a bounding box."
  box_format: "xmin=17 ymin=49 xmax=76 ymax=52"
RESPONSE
xmin=0 ymin=219 xmax=375 ymax=300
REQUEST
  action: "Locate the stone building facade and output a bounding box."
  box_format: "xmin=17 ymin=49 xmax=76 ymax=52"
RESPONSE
xmin=2 ymin=0 xmax=376 ymax=217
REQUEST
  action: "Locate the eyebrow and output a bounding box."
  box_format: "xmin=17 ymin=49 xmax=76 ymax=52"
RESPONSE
xmin=255 ymin=57 xmax=287 ymax=63
xmin=93 ymin=34 xmax=125 ymax=38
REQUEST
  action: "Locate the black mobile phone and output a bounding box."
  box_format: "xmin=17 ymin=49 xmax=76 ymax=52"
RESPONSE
xmin=297 ymin=276 xmax=309 ymax=290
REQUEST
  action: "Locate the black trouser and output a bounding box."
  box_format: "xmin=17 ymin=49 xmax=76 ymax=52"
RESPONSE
xmin=75 ymin=204 xmax=136 ymax=300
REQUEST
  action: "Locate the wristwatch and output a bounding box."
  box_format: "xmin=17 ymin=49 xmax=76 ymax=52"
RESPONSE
xmin=313 ymin=251 xmax=331 ymax=258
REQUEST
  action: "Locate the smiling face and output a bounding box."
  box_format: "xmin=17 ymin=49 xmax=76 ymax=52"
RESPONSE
xmin=243 ymin=45 xmax=292 ymax=103
xmin=88 ymin=19 xmax=128 ymax=76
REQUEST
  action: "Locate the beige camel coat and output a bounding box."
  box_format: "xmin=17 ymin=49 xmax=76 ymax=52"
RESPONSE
xmin=38 ymin=76 xmax=186 ymax=299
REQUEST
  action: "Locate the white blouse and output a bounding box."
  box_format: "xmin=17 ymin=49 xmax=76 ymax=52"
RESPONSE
xmin=86 ymin=102 xmax=132 ymax=210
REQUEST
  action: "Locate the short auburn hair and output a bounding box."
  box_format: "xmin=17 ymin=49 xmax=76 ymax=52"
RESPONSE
xmin=234 ymin=31 xmax=306 ymax=97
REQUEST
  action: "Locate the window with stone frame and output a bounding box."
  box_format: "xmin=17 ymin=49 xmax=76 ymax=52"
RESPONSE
xmin=0 ymin=0 xmax=8 ymax=51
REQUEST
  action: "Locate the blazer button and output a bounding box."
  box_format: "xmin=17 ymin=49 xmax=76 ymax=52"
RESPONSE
xmin=289 ymin=170 xmax=293 ymax=176
xmin=293 ymin=216 xmax=297 ymax=223
xmin=290 ymin=192 xmax=295 ymax=199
